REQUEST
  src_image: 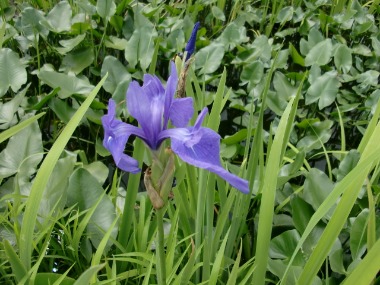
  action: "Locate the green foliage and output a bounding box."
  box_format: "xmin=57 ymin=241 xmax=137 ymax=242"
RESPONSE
xmin=0 ymin=0 xmax=380 ymax=284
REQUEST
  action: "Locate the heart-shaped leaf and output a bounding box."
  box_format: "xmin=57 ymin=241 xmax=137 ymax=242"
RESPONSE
xmin=0 ymin=48 xmax=27 ymax=97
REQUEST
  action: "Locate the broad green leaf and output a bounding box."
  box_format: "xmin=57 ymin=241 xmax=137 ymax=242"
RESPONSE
xmin=276 ymin=6 xmax=294 ymax=25
xmin=300 ymin=27 xmax=324 ymax=56
xmin=55 ymin=34 xmax=86 ymax=54
xmin=0 ymin=119 xmax=42 ymax=179
xmin=101 ymin=55 xmax=131 ymax=104
xmin=290 ymin=196 xmax=325 ymax=255
xmin=38 ymin=65 xmax=94 ymax=98
xmin=296 ymin=120 xmax=333 ymax=152
xmin=49 ymin=98 xmax=76 ymax=124
xmin=335 ymin=150 xmax=360 ymax=182
xmin=124 ymin=10 xmax=157 ymax=70
xmin=0 ymin=84 xmax=28 ymax=128
xmin=105 ymin=36 xmax=128 ymax=50
xmin=329 ymin=243 xmax=346 ymax=275
xmin=240 ymin=60 xmax=264 ymax=88
xmin=372 ymin=36 xmax=380 ymax=57
xmin=334 ymin=44 xmax=352 ymax=73
xmin=60 ymin=47 xmax=94 ymax=74
xmin=365 ymin=89 xmax=380 ymax=115
xmin=195 ymin=42 xmax=225 ymax=75
xmin=0 ymin=48 xmax=27 ymax=97
xmin=305 ymin=39 xmax=333 ymax=66
xmin=270 ymin=230 xmax=304 ymax=264
xmin=211 ymin=6 xmax=225 ymax=21
xmin=289 ymin=43 xmax=305 ymax=66
xmin=306 ymin=71 xmax=340 ymax=109
xmin=97 ymin=0 xmax=116 ymax=20
xmin=217 ymin=22 xmax=248 ymax=50
xmin=44 ymin=1 xmax=72 ymax=32
xmin=83 ymin=161 xmax=109 ymax=185
xmin=350 ymin=209 xmax=369 ymax=260
xmin=268 ymin=259 xmax=322 ymax=285
xmin=19 ymin=7 xmax=49 ymax=41
xmin=303 ymin=168 xmax=335 ymax=218
xmin=67 ymin=168 xmax=118 ymax=249
xmin=356 ymin=70 xmax=380 ymax=87
xmin=268 ymin=71 xmax=298 ymax=114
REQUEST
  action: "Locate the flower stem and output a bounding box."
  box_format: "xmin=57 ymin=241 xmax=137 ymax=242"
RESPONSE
xmin=156 ymin=207 xmax=166 ymax=285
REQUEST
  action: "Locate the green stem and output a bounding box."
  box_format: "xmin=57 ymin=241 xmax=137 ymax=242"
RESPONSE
xmin=156 ymin=207 xmax=166 ymax=285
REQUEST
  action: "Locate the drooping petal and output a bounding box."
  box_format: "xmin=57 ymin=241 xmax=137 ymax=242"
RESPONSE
xmin=160 ymin=109 xmax=249 ymax=194
xmin=185 ymin=22 xmax=200 ymax=61
xmin=102 ymin=100 xmax=147 ymax=173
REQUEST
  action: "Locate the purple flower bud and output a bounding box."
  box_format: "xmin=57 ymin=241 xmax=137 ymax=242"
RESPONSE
xmin=184 ymin=22 xmax=200 ymax=61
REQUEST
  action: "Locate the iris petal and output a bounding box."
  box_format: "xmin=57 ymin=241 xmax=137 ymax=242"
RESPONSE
xmin=160 ymin=109 xmax=249 ymax=194
xmin=127 ymin=76 xmax=166 ymax=149
xmin=163 ymin=62 xmax=178 ymax=127
xmin=102 ymin=100 xmax=147 ymax=173
xmin=169 ymin=97 xmax=194 ymax=127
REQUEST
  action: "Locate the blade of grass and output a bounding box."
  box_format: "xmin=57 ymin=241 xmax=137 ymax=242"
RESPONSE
xmin=225 ymin=56 xmax=279 ymax=259
xmin=358 ymin=93 xmax=380 ymax=153
xmin=19 ymin=75 xmax=107 ymax=270
xmin=208 ymin=228 xmax=230 ymax=285
xmin=289 ymin=123 xmax=380 ymax=283
xmin=3 ymin=240 xmax=27 ymax=283
xmin=342 ymin=237 xmax=380 ymax=285
xmin=366 ymin=181 xmax=376 ymax=251
xmin=73 ymin=264 xmax=105 ymax=285
xmin=226 ymin=241 xmax=243 ymax=285
xmin=252 ymin=93 xmax=299 ymax=285
xmin=0 ymin=112 xmax=45 ymax=144
xmin=117 ymin=139 xmax=145 ymax=268
xmin=91 ymin=216 xmax=119 ymax=267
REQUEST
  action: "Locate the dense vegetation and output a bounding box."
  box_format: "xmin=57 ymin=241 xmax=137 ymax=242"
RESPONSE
xmin=0 ymin=0 xmax=379 ymax=284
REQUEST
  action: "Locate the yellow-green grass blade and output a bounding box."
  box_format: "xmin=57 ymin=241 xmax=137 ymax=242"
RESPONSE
xmin=252 ymin=94 xmax=299 ymax=285
xmin=19 ymin=75 xmax=108 ymax=270
xmin=296 ymin=120 xmax=380 ymax=283
xmin=342 ymin=237 xmax=380 ymax=285
xmin=0 ymin=112 xmax=45 ymax=144
xmin=281 ymin=145 xmax=380 ymax=284
xmin=4 ymin=239 xmax=27 ymax=283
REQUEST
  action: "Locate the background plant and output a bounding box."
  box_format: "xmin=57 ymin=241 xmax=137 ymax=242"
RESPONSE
xmin=0 ymin=0 xmax=379 ymax=284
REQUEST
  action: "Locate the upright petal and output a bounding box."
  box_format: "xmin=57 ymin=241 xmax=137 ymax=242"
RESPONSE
xmin=185 ymin=22 xmax=200 ymax=61
xmin=102 ymin=100 xmax=147 ymax=173
xmin=163 ymin=61 xmax=178 ymax=127
xmin=127 ymin=77 xmax=165 ymax=149
xmin=169 ymin=97 xmax=194 ymax=127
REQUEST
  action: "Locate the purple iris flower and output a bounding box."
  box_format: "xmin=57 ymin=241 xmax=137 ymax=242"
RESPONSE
xmin=184 ymin=22 xmax=200 ymax=61
xmin=102 ymin=61 xmax=249 ymax=194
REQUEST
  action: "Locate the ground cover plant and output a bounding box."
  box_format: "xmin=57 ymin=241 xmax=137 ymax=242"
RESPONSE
xmin=0 ymin=0 xmax=379 ymax=284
